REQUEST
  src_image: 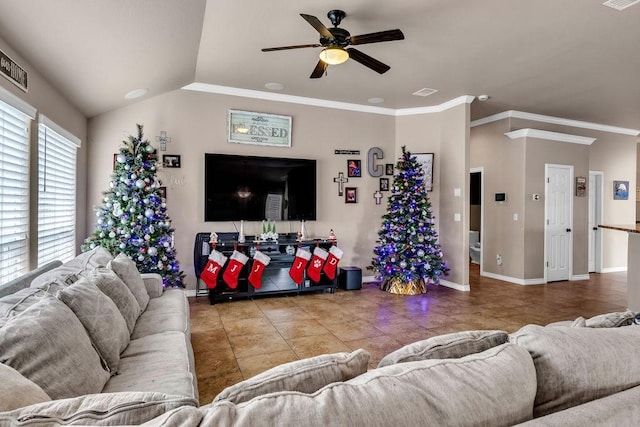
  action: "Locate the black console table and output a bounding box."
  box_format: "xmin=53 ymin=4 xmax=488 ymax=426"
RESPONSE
xmin=193 ymin=232 xmax=337 ymax=304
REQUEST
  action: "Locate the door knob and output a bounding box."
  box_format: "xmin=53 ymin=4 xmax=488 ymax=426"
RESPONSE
xmin=566 ymin=228 xmax=572 ymax=232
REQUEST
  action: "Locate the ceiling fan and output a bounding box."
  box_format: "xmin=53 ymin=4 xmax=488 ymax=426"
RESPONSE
xmin=261 ymin=10 xmax=404 ymax=78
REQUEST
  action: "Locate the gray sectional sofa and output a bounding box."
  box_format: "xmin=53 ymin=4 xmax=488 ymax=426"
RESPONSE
xmin=0 ymin=247 xmax=198 ymax=425
xmin=2 ymin=250 xmax=640 ymax=426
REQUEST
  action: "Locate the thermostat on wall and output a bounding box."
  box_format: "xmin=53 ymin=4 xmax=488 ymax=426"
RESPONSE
xmin=495 ymin=193 xmax=507 ymax=202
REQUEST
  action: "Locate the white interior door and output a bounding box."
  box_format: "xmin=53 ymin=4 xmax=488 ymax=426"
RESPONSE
xmin=545 ymin=164 xmax=573 ymax=282
xmin=588 ymin=171 xmax=603 ymax=273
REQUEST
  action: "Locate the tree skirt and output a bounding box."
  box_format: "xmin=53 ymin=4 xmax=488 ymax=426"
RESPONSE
xmin=381 ymin=278 xmax=426 ymax=295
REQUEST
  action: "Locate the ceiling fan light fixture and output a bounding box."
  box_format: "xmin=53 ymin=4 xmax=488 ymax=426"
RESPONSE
xmin=319 ymin=47 xmax=349 ymax=65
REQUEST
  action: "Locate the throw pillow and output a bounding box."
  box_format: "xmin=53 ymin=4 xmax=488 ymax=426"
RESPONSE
xmin=57 ymin=278 xmax=130 ymax=374
xmin=85 ymin=267 xmax=141 ymax=334
xmin=214 ymin=349 xmax=371 ymax=404
xmin=510 ymin=324 xmax=640 ymax=417
xmin=377 ymin=330 xmax=508 ymax=368
xmin=0 ymin=363 xmax=50 ymax=411
xmin=0 ymin=297 xmax=110 ymax=399
xmin=585 ymin=310 xmax=635 ymax=328
xmin=0 ymin=392 xmax=197 ymax=425
xmin=108 ymin=253 xmax=150 ymax=312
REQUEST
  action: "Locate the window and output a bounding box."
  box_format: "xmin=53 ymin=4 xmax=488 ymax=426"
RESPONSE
xmin=37 ymin=116 xmax=79 ymax=266
xmin=0 ymin=99 xmax=31 ymax=285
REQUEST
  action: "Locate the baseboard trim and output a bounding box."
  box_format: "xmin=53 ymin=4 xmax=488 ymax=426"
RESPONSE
xmin=481 ymin=271 xmax=545 ymax=286
xmin=438 ymin=279 xmax=470 ymax=292
xmin=570 ymin=274 xmax=590 ymax=281
xmin=601 ymin=267 xmax=627 ymax=273
xmin=362 ymin=275 xmax=377 ymax=283
xmin=185 ymin=289 xmax=197 ymax=298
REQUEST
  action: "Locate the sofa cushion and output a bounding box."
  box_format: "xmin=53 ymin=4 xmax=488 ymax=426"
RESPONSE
xmin=215 ymin=349 xmax=370 ymax=404
xmin=131 ymin=289 xmax=189 ymax=340
xmin=102 ymin=331 xmax=198 ymax=401
xmin=30 ymin=246 xmax=114 ymax=288
xmin=0 ymin=297 xmax=110 ymax=400
xmin=201 ymin=343 xmax=536 ymax=426
xmin=0 ymin=287 xmax=44 ymax=322
xmin=57 ymin=278 xmax=130 ymax=374
xmin=139 ymin=406 xmax=204 ymax=427
xmin=85 ymin=267 xmax=141 ymax=334
xmin=515 ymin=384 xmax=640 ymax=427
xmin=510 ymin=324 xmax=640 ymax=417
xmin=585 ymin=310 xmax=635 ymax=328
xmin=377 ymin=330 xmax=508 ymax=368
xmin=0 ymin=362 xmax=50 ymax=411
xmin=0 ymin=392 xmax=198 ymax=426
xmin=108 ymin=253 xmax=150 ymax=311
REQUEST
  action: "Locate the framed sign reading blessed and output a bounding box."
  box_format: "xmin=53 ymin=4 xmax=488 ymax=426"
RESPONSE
xmin=227 ymin=110 xmax=292 ymax=147
xmin=414 ymin=153 xmax=434 ymax=192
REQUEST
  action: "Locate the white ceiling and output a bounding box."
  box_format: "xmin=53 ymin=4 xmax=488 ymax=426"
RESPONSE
xmin=1 ymin=0 xmax=639 ymax=130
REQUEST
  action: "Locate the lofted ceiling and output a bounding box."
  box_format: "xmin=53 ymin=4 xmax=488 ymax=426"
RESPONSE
xmin=0 ymin=0 xmax=639 ymax=131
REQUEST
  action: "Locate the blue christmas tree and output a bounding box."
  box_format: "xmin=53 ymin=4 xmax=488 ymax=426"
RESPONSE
xmin=83 ymin=124 xmax=184 ymax=287
xmin=372 ymin=146 xmax=448 ymax=294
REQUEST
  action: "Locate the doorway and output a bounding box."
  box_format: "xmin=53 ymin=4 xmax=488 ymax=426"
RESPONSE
xmin=545 ymin=164 xmax=573 ymax=282
xmin=588 ymin=171 xmax=603 ymax=273
xmin=470 ymin=167 xmax=483 ymax=274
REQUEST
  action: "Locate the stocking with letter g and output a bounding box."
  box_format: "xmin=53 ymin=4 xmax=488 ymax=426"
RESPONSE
xmin=200 ymin=250 xmax=228 ymax=289
xmin=289 ymin=248 xmax=311 ymax=285
xmin=222 ymin=250 xmax=249 ymax=289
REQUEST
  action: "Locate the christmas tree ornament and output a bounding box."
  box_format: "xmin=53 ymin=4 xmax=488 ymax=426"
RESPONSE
xmin=289 ymin=248 xmax=311 ymax=285
xmin=323 ymin=245 xmax=343 ymax=280
xmin=222 ymin=250 xmax=249 ymax=289
xmin=306 ymin=247 xmax=328 ymax=283
xmin=200 ymin=250 xmax=228 ymax=289
xmin=248 ymin=250 xmax=271 ymax=289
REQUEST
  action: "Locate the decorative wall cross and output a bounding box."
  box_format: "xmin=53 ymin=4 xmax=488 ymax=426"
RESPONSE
xmin=373 ymin=190 xmax=383 ymax=205
xmin=155 ymin=131 xmax=172 ymax=151
xmin=333 ymin=172 xmax=349 ymax=196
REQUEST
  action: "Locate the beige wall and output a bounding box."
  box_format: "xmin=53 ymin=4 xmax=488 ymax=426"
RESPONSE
xmin=471 ymin=116 xmax=637 ymax=283
xmin=395 ymin=103 xmax=470 ymax=288
xmin=0 ymin=37 xmax=87 ymax=267
xmin=87 ymin=89 xmax=396 ymax=291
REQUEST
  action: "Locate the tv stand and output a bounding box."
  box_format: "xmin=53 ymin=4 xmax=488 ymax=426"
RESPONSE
xmin=193 ymin=232 xmax=337 ymax=304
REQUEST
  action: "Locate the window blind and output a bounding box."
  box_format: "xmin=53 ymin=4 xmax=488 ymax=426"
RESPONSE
xmin=0 ymin=100 xmax=30 ymax=285
xmin=37 ymin=121 xmax=77 ymax=266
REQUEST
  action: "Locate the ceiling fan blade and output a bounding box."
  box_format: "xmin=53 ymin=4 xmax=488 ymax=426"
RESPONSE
xmin=262 ymin=44 xmax=321 ymax=52
xmin=346 ymin=48 xmax=390 ymax=74
xmin=310 ymin=60 xmax=328 ymax=79
xmin=349 ymin=29 xmax=404 ymax=45
xmin=300 ymin=13 xmax=334 ymax=40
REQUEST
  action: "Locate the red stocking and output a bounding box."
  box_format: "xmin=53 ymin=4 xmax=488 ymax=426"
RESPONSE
xmin=289 ymin=248 xmax=311 ymax=285
xmin=323 ymin=246 xmax=343 ymax=280
xmin=222 ymin=250 xmax=248 ymax=289
xmin=248 ymin=250 xmax=271 ymax=289
xmin=200 ymin=250 xmax=227 ymax=289
xmin=307 ymin=247 xmax=328 ymax=283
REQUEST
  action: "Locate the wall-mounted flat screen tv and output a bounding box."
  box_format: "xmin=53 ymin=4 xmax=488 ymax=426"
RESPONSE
xmin=204 ymin=153 xmax=317 ymax=222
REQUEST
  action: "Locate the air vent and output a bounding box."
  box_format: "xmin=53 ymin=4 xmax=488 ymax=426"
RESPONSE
xmin=603 ymin=0 xmax=640 ymax=11
xmin=412 ymin=87 xmax=438 ymax=97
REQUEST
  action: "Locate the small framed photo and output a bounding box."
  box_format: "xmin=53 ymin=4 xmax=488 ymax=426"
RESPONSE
xmin=379 ymin=177 xmax=389 ymax=191
xmin=345 ymin=187 xmax=358 ymax=203
xmin=614 ymin=180 xmax=629 ymax=200
xmin=163 ymin=154 xmax=181 ymax=168
xmin=113 ymin=153 xmax=118 ymax=170
xmin=385 ymin=164 xmax=394 ymax=176
xmin=347 ymin=159 xmax=361 ymax=177
xmin=414 ymin=153 xmax=434 ymax=192
xmin=158 ymin=186 xmax=167 ymax=200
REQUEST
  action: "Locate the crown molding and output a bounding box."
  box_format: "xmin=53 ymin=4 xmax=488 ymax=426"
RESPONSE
xmin=505 ymin=129 xmax=596 ymax=145
xmin=472 ymin=110 xmax=640 ymax=136
xmin=182 ymin=83 xmax=473 ymax=116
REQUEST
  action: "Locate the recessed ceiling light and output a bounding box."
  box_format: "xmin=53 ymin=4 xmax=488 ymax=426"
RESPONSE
xmin=125 ymin=88 xmax=149 ymax=100
xmin=265 ymin=82 xmax=284 ymax=91
xmin=478 ymin=95 xmax=490 ymax=101
xmin=368 ymin=97 xmax=384 ymax=104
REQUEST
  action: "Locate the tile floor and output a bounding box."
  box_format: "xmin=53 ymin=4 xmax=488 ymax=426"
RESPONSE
xmin=189 ymin=264 xmax=628 ymax=404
